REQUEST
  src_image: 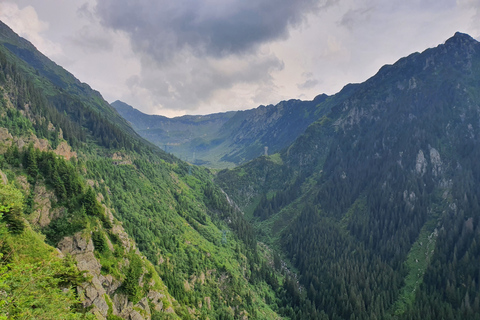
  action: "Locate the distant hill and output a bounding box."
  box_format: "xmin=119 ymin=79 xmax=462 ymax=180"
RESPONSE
xmin=112 ymin=93 xmax=330 ymax=167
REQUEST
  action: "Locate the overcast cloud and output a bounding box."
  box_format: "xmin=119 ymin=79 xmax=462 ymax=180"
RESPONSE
xmin=0 ymin=0 xmax=479 ymax=116
xmin=95 ymin=0 xmax=335 ymax=60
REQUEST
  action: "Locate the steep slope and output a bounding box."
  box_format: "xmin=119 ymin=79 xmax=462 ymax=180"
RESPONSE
xmin=113 ymin=94 xmax=329 ymax=168
xmin=217 ymin=32 xmax=480 ymax=319
xmin=0 ymin=20 xmax=283 ymax=320
xmin=0 ymin=21 xmax=136 ymax=138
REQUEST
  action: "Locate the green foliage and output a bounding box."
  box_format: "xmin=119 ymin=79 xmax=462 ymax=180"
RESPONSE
xmin=0 ymin=183 xmax=25 ymax=234
xmin=0 ymin=22 xmax=290 ymax=319
xmin=213 ymin=33 xmax=480 ymax=320
xmin=82 ymin=187 xmax=102 ymax=217
xmin=92 ymin=230 xmax=107 ymax=253
xmin=123 ymin=253 xmax=144 ymax=304
xmin=0 ymin=191 xmax=93 ymax=319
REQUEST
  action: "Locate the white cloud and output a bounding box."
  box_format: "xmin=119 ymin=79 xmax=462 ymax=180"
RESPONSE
xmin=0 ymin=2 xmax=62 ymax=57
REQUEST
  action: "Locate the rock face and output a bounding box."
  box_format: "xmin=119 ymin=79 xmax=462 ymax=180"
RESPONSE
xmin=57 ymin=230 xmax=169 ymax=320
xmin=148 ymin=291 xmax=165 ymax=312
xmin=0 ymin=128 xmax=13 ymax=153
xmin=429 ymin=147 xmax=442 ymax=177
xmin=0 ymin=169 xmax=7 ymax=185
xmin=30 ymin=184 xmax=62 ymax=227
xmin=415 ymin=149 xmax=427 ymax=176
xmin=58 ymin=232 xmax=110 ymax=318
xmin=54 ymin=140 xmax=77 ymax=160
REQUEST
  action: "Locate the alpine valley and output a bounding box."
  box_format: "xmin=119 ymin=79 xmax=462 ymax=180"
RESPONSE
xmin=1 ymin=18 xmax=480 ymax=320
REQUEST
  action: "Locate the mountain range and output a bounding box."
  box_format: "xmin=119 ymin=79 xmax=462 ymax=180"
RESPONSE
xmin=1 ymin=17 xmax=480 ymax=320
xmin=112 ymin=93 xmax=329 ymax=168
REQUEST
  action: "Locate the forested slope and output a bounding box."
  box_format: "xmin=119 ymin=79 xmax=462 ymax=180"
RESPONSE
xmin=0 ymin=20 xmax=284 ymax=320
xmin=217 ymin=32 xmax=480 ymax=320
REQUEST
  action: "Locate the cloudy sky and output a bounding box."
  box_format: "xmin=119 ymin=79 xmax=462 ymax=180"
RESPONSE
xmin=0 ymin=0 xmax=479 ymax=117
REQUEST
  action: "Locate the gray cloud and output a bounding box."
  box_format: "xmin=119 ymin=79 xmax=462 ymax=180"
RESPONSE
xmin=95 ymin=0 xmax=335 ymax=61
xmin=297 ymin=78 xmax=319 ymax=90
xmin=128 ymin=52 xmax=284 ymax=112
xmin=93 ymin=0 xmax=334 ymax=112
xmin=339 ymin=6 xmax=374 ymax=30
xmin=68 ymin=25 xmax=114 ymax=53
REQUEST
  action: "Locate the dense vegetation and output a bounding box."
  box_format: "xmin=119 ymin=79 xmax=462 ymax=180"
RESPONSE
xmin=3 ymin=16 xmax=480 ymax=320
xmin=217 ymin=32 xmax=480 ymax=319
xmin=0 ymin=20 xmax=284 ymax=319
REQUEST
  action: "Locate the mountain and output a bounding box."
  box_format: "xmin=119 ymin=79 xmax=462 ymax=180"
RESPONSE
xmin=111 ymin=100 xmax=236 ymax=165
xmin=3 ymin=15 xmax=480 ymax=320
xmin=216 ymin=32 xmax=480 ymax=319
xmin=112 ymin=93 xmax=329 ymax=168
xmin=0 ymin=20 xmax=283 ymax=320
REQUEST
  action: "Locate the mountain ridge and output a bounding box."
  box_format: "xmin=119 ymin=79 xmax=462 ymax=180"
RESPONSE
xmin=0 ymin=19 xmax=284 ymax=320
xmin=2 ymin=18 xmax=480 ymax=320
xmin=216 ymin=31 xmax=480 ymax=319
xmin=113 ymin=93 xmax=330 ymax=167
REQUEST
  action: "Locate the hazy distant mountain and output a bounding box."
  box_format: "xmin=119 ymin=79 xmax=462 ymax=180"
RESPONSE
xmin=113 ymin=94 xmax=329 ymax=167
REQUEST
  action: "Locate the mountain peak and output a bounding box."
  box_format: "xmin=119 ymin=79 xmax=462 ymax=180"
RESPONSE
xmin=445 ymin=31 xmax=478 ymax=47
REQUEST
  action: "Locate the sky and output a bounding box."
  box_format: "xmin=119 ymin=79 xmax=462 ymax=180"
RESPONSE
xmin=0 ymin=0 xmax=479 ymax=117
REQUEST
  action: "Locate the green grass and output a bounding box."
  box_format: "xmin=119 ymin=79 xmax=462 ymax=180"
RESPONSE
xmin=267 ymin=153 xmax=283 ymax=165
xmin=392 ymin=217 xmax=439 ymax=317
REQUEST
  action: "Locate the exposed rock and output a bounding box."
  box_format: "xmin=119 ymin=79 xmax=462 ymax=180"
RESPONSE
xmin=32 ymin=135 xmax=49 ymax=151
xmin=16 ymin=175 xmax=30 ymax=193
xmin=415 ymin=149 xmax=427 ymax=176
xmin=408 ymin=77 xmax=417 ymax=89
xmin=99 ymin=274 xmax=121 ymax=295
xmin=103 ymin=204 xmax=115 ymax=223
xmin=58 ymin=232 xmax=108 ymax=318
xmin=86 ymin=179 xmax=97 ymax=188
xmin=112 ymin=293 xmax=131 ymax=315
xmin=465 ymin=217 xmax=474 ymax=233
xmin=58 ymin=232 xmax=93 ymax=255
xmin=111 ymin=152 xmax=133 ymax=165
xmin=55 ymin=141 xmax=77 ymax=160
xmin=13 ymin=134 xmax=49 ymax=152
xmin=112 ymin=224 xmax=134 ymax=252
xmin=429 ymin=147 xmax=442 ymax=177
xmin=403 ymin=190 xmax=416 ymax=211
xmin=111 ymin=152 xmax=125 ymax=160
xmin=80 ymin=279 xmax=108 ymax=317
xmin=0 ymin=128 xmax=13 ymax=150
xmin=184 ymin=279 xmax=192 ymax=291
xmin=31 ymin=184 xmax=60 ymax=227
xmin=199 ymin=272 xmax=206 ymax=285
xmin=105 ymin=234 xmax=115 ymax=252
xmin=0 ymin=169 xmax=7 ymax=185
xmin=148 ymin=291 xmax=165 ymax=311
xmin=128 ymin=310 xmax=144 ymax=320
xmin=204 ymin=296 xmax=211 ymax=310
xmin=56 ymin=220 xmax=174 ymax=319
xmin=113 ymin=294 xmax=151 ymax=320
xmin=136 ymin=297 xmax=151 ymax=317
